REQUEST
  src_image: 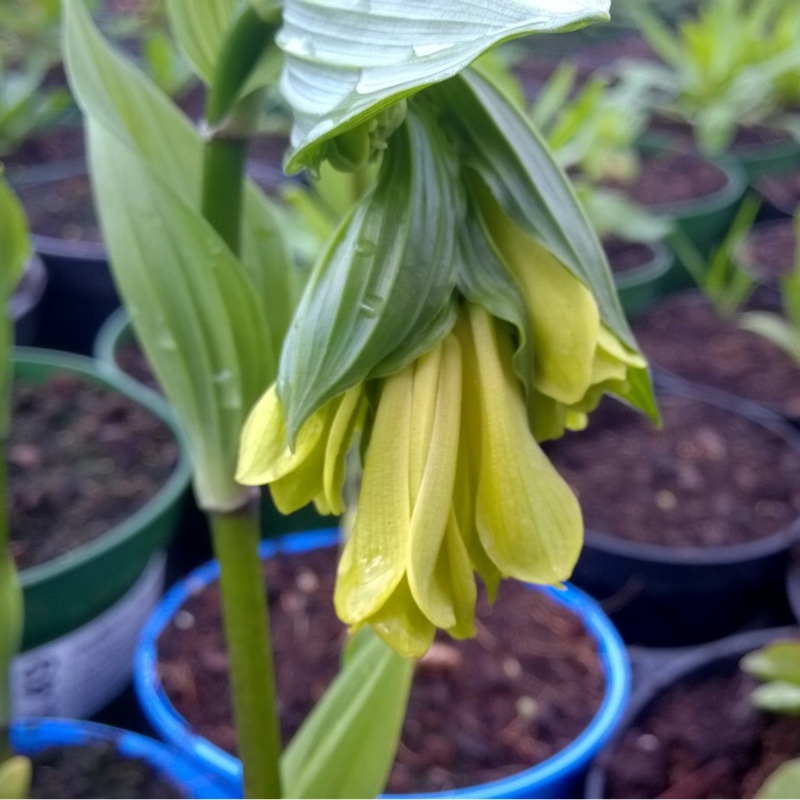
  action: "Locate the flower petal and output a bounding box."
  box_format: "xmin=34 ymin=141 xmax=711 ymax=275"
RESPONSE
xmin=465 ymin=304 xmax=583 ymax=584
xmin=367 ymin=577 xmax=436 ymax=660
xmin=407 ymin=334 xmax=463 ymax=629
xmin=335 ymin=366 xmax=413 ymax=623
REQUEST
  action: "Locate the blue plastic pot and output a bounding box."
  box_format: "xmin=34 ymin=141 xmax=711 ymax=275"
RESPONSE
xmin=135 ymin=530 xmax=631 ymax=799
xmin=10 ymin=717 xmax=233 ymax=798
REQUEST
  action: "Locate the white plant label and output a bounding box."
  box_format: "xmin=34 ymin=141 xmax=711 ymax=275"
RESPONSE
xmin=11 ymin=553 xmax=166 ymax=719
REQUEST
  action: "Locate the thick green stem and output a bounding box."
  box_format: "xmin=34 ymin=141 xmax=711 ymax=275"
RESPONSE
xmin=210 ymin=501 xmax=282 ymax=799
xmin=200 ymin=7 xmax=284 ymax=797
xmin=0 ymin=447 xmax=22 ymax=764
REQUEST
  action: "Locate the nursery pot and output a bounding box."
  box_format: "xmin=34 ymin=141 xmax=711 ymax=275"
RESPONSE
xmin=11 ymin=347 xmax=192 ymax=719
xmin=560 ymin=379 xmax=800 ymax=647
xmin=610 ymin=240 xmax=674 ymax=320
xmin=10 ymin=717 xmax=232 ymax=799
xmin=134 ymin=529 xmax=631 ymax=799
xmin=584 ymin=625 xmax=800 ymax=799
xmin=94 ymin=308 xmax=339 ymax=542
xmin=630 ymin=143 xmax=747 ymax=293
xmin=12 ymin=163 xmax=119 ymax=355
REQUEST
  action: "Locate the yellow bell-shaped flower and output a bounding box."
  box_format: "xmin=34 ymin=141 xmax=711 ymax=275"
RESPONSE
xmin=238 ymin=302 xmax=582 ymax=658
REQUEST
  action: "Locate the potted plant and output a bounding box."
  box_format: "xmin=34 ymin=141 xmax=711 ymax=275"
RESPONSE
xmin=620 ymin=0 xmax=800 ymax=180
xmin=134 ymin=529 xmax=632 ymax=799
xmin=546 ymin=376 xmax=800 ymax=647
xmin=65 ymin=0 xmax=657 ymax=797
xmin=584 ymin=626 xmax=800 ymax=799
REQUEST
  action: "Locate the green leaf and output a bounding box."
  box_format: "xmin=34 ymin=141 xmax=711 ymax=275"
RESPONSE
xmin=0 ymin=175 xmax=29 ymax=434
xmin=421 ymin=70 xmax=636 ymax=351
xmin=742 ymin=641 xmax=800 ymax=685
xmin=88 ymin=122 xmax=274 ymax=510
xmin=282 ymin=629 xmax=413 ymax=799
xmin=279 ymin=0 xmax=610 ymax=172
xmin=757 ymin=758 xmax=800 ymax=799
xmin=63 ymin=0 xmax=293 ymax=509
xmin=278 ymin=106 xmax=461 ymax=439
xmin=164 ymin=0 xmax=239 ymax=83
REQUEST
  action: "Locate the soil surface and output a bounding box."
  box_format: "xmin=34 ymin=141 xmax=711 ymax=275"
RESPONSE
xmin=157 ymin=545 xmax=605 ymax=794
xmin=115 ymin=339 xmax=161 ymax=393
xmin=28 ymin=741 xmax=183 ymax=799
xmin=9 ymin=372 xmax=179 ymax=571
xmin=546 ymin=392 xmax=800 ymax=548
xmin=633 ymin=291 xmax=800 ymax=418
xmin=604 ymin=238 xmax=657 ymax=276
xmin=600 ymin=645 xmax=800 ymax=799
xmin=736 ymin=218 xmax=797 ymax=284
xmin=605 ymin=151 xmax=728 ymax=209
xmin=16 ymin=172 xmax=101 ymax=243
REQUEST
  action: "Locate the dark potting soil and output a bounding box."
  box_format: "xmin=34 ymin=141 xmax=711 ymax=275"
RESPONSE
xmin=27 ymin=741 xmax=183 ymax=799
xmin=633 ymin=292 xmax=800 ymax=418
xmin=116 ymin=339 xmax=162 ymax=394
xmin=16 ymin=172 xmax=101 ymax=244
xmin=546 ymin=392 xmax=800 ymax=549
xmin=736 ymin=218 xmax=797 ymax=284
xmin=600 ymin=647 xmax=800 ymax=799
xmin=604 ymin=238 xmax=656 ymax=276
xmin=605 ymin=151 xmax=728 ymax=209
xmin=8 ymin=372 xmax=179 ymax=571
xmin=157 ymin=545 xmax=605 ymax=794
xmin=5 ymin=125 xmax=86 ymax=172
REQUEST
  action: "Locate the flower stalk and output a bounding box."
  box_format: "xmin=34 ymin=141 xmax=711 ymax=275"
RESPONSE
xmin=200 ymin=9 xmax=283 ymax=798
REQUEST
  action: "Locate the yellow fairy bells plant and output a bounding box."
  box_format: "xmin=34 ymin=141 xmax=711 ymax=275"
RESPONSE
xmin=238 ymin=71 xmax=656 ymax=658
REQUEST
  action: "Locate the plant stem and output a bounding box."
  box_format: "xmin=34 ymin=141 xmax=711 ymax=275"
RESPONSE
xmin=200 ymin=7 xmax=284 ymax=797
xmin=210 ymin=500 xmax=282 ymax=799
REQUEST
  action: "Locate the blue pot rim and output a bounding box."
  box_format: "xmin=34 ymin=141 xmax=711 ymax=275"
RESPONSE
xmin=11 ymin=717 xmax=233 ymax=799
xmin=135 ymin=529 xmax=631 ymax=798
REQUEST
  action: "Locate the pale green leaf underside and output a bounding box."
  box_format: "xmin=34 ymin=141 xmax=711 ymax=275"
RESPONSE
xmin=64 ymin=0 xmax=291 ymax=509
xmin=282 ymin=629 xmax=413 ymax=799
xmin=279 ymin=0 xmax=610 ymax=171
xmin=89 ymin=122 xmax=273 ymax=509
xmin=64 ymin=0 xmax=296 ymax=335
xmin=165 ymin=0 xmax=240 ymax=84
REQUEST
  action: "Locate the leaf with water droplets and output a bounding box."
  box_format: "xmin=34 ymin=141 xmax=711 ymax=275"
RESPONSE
xmin=279 ymin=0 xmax=611 ymax=171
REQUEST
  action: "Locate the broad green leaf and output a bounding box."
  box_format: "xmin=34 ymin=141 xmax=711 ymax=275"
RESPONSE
xmin=165 ymin=0 xmax=240 ymax=83
xmin=0 ymin=554 xmax=23 ymax=728
xmin=742 ymin=641 xmax=800 ymax=685
xmin=421 ymin=70 xmax=636 ymax=351
xmin=751 ymin=680 xmax=800 ymax=715
xmin=63 ymin=0 xmax=296 ymax=335
xmin=282 ymin=628 xmax=413 ymax=799
xmin=757 ymin=758 xmax=800 ymax=799
xmin=0 ymin=175 xmax=28 ymax=308
xmin=278 ymin=106 xmax=461 ymax=439
xmin=88 ymin=122 xmax=274 ymax=510
xmin=63 ymin=0 xmax=301 ymax=508
xmin=279 ymin=0 xmax=610 ymax=172
xmin=0 ymin=175 xmax=29 ymax=434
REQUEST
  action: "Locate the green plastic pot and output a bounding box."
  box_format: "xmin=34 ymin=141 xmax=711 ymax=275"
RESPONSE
xmin=732 ymin=137 xmax=800 ymax=182
xmin=612 ymin=241 xmax=674 ymax=320
xmin=12 ymin=347 xmax=192 ymax=715
xmin=93 ymin=309 xmax=338 ymax=540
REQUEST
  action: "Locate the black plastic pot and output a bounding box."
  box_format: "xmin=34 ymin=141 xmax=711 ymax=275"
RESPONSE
xmin=584 ymin=625 xmax=799 ymax=799
xmin=12 ymin=161 xmax=119 ymax=355
xmin=565 ymin=377 xmax=800 ymax=647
